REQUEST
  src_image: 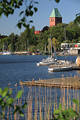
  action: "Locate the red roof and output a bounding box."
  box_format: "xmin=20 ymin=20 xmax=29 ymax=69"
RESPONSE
xmin=34 ymin=31 xmax=40 ymax=34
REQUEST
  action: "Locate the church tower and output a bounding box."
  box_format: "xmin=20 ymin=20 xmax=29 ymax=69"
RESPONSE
xmin=49 ymin=8 xmax=62 ymax=27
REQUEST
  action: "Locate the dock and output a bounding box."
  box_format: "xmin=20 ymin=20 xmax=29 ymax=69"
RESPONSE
xmin=48 ymin=63 xmax=80 ymax=72
xmin=20 ymin=76 xmax=80 ymax=89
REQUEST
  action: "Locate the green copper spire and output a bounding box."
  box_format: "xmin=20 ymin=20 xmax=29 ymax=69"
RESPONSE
xmin=50 ymin=8 xmax=62 ymax=18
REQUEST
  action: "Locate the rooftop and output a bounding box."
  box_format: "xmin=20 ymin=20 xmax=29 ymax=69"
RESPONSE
xmin=50 ymin=8 xmax=62 ymax=18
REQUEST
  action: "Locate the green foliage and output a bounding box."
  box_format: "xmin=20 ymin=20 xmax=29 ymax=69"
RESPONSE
xmin=72 ymin=99 xmax=79 ymax=105
xmin=0 ymin=0 xmax=61 ymax=29
xmin=0 ymin=21 xmax=80 ymax=53
xmin=16 ymin=0 xmax=38 ymax=29
xmin=53 ymin=108 xmax=77 ymax=120
xmin=0 ymin=87 xmax=27 ymax=119
xmin=0 ymin=0 xmax=38 ymax=29
xmin=29 ymin=45 xmax=37 ymax=52
xmin=52 ymin=102 xmax=80 ymax=120
xmin=74 ymin=16 xmax=80 ymax=26
xmin=1 ymin=0 xmax=80 ymax=53
xmin=16 ymin=90 xmax=23 ymax=99
xmin=55 ymin=0 xmax=60 ymax=3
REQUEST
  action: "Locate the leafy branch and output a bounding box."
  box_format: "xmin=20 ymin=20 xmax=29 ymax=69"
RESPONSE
xmin=0 ymin=0 xmax=60 ymax=29
xmin=0 ymin=87 xmax=27 ymax=119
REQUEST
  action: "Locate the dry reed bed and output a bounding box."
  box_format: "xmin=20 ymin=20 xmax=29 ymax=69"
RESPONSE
xmin=4 ymin=76 xmax=80 ymax=120
xmin=4 ymin=86 xmax=80 ymax=120
xmin=20 ymin=76 xmax=80 ymax=89
xmin=22 ymin=85 xmax=80 ymax=120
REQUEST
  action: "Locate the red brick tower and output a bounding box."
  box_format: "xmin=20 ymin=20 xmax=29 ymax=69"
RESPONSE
xmin=49 ymin=8 xmax=62 ymax=27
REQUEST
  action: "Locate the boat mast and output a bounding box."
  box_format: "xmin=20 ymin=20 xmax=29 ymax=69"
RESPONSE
xmin=50 ymin=35 xmax=53 ymax=57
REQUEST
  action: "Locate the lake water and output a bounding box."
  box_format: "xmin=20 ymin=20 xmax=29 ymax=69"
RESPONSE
xmin=0 ymin=55 xmax=80 ymax=119
xmin=0 ymin=55 xmax=78 ymax=88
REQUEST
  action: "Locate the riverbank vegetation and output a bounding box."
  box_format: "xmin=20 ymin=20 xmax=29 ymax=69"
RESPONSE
xmin=0 ymin=20 xmax=80 ymax=54
xmin=0 ymin=0 xmax=80 ymax=54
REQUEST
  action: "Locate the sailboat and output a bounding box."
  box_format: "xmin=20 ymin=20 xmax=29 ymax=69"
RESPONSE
xmin=37 ymin=36 xmax=57 ymax=66
xmin=37 ymin=56 xmax=57 ymax=66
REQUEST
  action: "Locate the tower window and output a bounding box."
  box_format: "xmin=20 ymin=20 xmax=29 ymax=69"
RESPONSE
xmin=51 ymin=18 xmax=54 ymax=22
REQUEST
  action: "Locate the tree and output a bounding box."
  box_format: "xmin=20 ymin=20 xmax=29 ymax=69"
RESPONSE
xmin=66 ymin=22 xmax=80 ymax=42
xmin=8 ymin=33 xmax=17 ymax=52
xmin=41 ymin=26 xmax=49 ymax=32
xmin=19 ymin=26 xmax=37 ymax=51
xmin=52 ymin=37 xmax=59 ymax=50
xmin=0 ymin=0 xmax=38 ymax=29
xmin=36 ymin=30 xmax=49 ymax=53
xmin=74 ymin=16 xmax=80 ymax=26
xmin=48 ymin=23 xmax=67 ymax=47
xmin=29 ymin=45 xmax=37 ymax=52
xmin=47 ymin=38 xmax=52 ymax=54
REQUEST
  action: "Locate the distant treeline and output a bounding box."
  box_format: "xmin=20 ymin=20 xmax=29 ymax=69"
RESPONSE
xmin=0 ymin=19 xmax=80 ymax=53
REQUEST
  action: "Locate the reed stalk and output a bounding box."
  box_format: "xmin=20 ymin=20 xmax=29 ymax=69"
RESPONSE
xmin=34 ymin=97 xmax=38 ymax=120
xmin=39 ymin=102 xmax=42 ymax=120
xmin=67 ymin=87 xmax=69 ymax=109
xmin=14 ymin=104 xmax=17 ymax=120
xmin=27 ymin=96 xmax=32 ymax=120
xmin=44 ymin=87 xmax=47 ymax=120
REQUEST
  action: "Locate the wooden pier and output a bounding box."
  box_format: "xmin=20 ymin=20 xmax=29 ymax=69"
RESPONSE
xmin=20 ymin=76 xmax=80 ymax=89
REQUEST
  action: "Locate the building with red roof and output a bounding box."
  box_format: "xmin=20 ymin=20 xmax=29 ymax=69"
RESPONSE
xmin=34 ymin=31 xmax=40 ymax=35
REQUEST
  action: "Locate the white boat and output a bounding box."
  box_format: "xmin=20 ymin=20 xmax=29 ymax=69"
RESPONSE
xmin=48 ymin=66 xmax=72 ymax=72
xmin=37 ymin=35 xmax=58 ymax=66
xmin=2 ymin=51 xmax=11 ymax=55
xmin=48 ymin=60 xmax=72 ymax=72
xmin=37 ymin=56 xmax=57 ymax=66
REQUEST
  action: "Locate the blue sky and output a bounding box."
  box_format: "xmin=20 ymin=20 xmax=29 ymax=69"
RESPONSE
xmin=0 ymin=0 xmax=80 ymax=35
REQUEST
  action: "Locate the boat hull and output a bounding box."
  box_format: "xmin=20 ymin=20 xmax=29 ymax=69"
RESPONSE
xmin=37 ymin=61 xmax=56 ymax=66
xmin=48 ymin=66 xmax=73 ymax=72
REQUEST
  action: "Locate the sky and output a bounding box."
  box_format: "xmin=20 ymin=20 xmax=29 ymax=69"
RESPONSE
xmin=0 ymin=0 xmax=80 ymax=36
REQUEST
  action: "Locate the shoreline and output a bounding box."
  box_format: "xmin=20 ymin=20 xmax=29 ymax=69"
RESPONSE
xmin=0 ymin=51 xmax=79 ymax=56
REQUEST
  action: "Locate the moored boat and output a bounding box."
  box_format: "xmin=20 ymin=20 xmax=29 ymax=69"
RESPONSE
xmin=48 ymin=60 xmax=73 ymax=72
xmin=48 ymin=66 xmax=72 ymax=72
xmin=2 ymin=51 xmax=11 ymax=55
xmin=37 ymin=56 xmax=57 ymax=66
